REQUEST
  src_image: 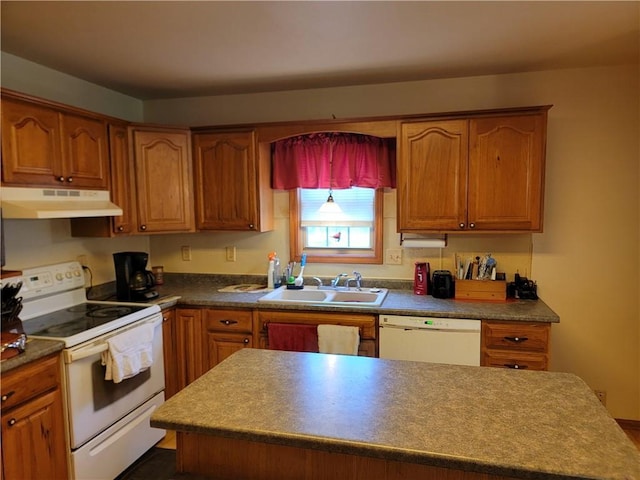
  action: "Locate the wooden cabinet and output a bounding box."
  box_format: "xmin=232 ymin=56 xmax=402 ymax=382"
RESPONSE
xmin=1 ymin=354 xmax=68 ymax=480
xmin=175 ymin=308 xmax=206 ymax=391
xmin=481 ymin=320 xmax=550 ymax=371
xmin=398 ymin=108 xmax=548 ymax=232
xmin=161 ymin=307 xmax=179 ymax=400
xmin=175 ymin=307 xmax=254 ymax=392
xmin=257 ymin=310 xmax=377 ymax=357
xmin=131 ymin=127 xmax=195 ymax=233
xmin=203 ymin=309 xmax=254 ymax=369
xmin=1 ymin=94 xmax=109 ymax=189
xmin=192 ymin=130 xmax=273 ymax=231
xmin=70 ymin=122 xmax=138 ymax=237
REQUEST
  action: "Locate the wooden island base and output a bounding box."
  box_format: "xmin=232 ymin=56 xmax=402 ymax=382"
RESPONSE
xmin=177 ymin=432 xmax=518 ymax=480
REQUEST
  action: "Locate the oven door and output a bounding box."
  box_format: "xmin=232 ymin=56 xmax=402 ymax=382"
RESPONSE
xmin=63 ymin=313 xmax=165 ymax=449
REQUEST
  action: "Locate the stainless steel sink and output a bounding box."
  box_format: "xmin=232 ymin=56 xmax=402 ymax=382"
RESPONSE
xmin=257 ymin=286 xmax=388 ymax=307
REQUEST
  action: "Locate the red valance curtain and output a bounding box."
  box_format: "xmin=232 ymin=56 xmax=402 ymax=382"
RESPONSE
xmin=272 ymin=133 xmax=396 ymax=190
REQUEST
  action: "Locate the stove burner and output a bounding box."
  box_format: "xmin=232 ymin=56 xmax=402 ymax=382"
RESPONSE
xmin=88 ymin=306 xmax=133 ymax=318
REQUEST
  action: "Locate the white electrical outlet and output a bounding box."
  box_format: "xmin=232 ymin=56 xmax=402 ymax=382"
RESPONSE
xmin=181 ymin=245 xmax=192 ymax=261
xmin=386 ymin=248 xmax=402 ymax=265
xmin=226 ymin=246 xmax=237 ymax=262
xmin=594 ymin=390 xmax=607 ymax=406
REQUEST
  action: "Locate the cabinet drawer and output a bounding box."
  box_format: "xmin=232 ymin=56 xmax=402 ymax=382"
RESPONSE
xmin=1 ymin=354 xmax=60 ymax=410
xmin=482 ymin=350 xmax=548 ymax=371
xmin=204 ymin=309 xmax=253 ymax=333
xmin=482 ymin=322 xmax=549 ymax=353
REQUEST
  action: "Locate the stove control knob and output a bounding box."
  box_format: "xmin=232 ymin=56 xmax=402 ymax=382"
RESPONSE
xmin=74 ymin=270 xmax=82 ymax=277
xmin=65 ymin=272 xmax=72 ymax=279
xmin=56 ymin=273 xmax=64 ymax=281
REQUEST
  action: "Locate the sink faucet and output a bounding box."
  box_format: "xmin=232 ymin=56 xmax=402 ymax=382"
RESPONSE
xmin=331 ymin=273 xmax=348 ymax=289
xmin=312 ymin=277 xmax=324 ymax=287
xmin=346 ymin=271 xmax=362 ymax=291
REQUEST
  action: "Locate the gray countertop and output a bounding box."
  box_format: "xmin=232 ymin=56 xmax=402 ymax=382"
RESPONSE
xmin=150 ymin=274 xmax=560 ymax=323
xmin=151 ymin=348 xmax=639 ymax=480
xmin=0 ymin=338 xmax=64 ymax=374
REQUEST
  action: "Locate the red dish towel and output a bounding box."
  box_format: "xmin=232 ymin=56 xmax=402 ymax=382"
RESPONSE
xmin=268 ymin=323 xmax=319 ymax=353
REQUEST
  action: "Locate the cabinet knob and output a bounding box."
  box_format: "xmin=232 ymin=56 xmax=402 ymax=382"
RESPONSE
xmin=243 ymin=338 xmax=250 ymax=344
xmin=248 ymin=224 xmax=255 ymax=229
xmin=7 ymin=418 xmax=16 ymax=426
xmin=67 ymin=176 xmax=73 ymax=183
xmin=459 ymin=223 xmax=465 ymax=229
xmin=1 ymin=391 xmax=14 ymax=402
xmin=117 ymin=226 xmax=124 ymax=232
xmin=140 ymin=225 xmax=147 ymax=231
xmin=220 ymin=319 xmax=238 ymax=326
xmin=469 ymin=222 xmax=475 ymax=228
xmin=57 ymin=176 xmax=65 ymax=182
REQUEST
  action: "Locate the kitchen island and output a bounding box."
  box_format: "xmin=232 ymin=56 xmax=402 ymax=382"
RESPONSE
xmin=151 ymin=349 xmax=639 ymax=480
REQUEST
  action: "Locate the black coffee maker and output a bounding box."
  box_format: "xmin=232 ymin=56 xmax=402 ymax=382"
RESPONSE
xmin=113 ymin=252 xmax=159 ymax=302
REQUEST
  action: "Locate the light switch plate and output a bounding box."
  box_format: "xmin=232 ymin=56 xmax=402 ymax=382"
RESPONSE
xmin=226 ymin=246 xmax=236 ymax=262
xmin=181 ymin=245 xmax=192 ymax=261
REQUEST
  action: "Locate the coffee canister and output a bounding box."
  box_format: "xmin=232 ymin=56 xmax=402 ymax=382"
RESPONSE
xmin=152 ymin=266 xmax=164 ymax=285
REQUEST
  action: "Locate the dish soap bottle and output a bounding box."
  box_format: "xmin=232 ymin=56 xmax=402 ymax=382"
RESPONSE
xmin=267 ymin=252 xmax=276 ymax=289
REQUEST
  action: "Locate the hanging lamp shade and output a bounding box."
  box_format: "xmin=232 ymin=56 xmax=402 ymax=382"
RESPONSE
xmin=318 ymin=190 xmax=343 ymax=214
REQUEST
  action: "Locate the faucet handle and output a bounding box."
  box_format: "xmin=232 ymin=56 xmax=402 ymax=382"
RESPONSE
xmin=353 ymin=271 xmax=362 ymax=280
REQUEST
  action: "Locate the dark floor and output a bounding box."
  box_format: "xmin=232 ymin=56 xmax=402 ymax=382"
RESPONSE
xmin=115 ymin=447 xmax=212 ymax=480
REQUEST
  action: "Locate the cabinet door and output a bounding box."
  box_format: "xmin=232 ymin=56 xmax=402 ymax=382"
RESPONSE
xmin=175 ymin=308 xmax=205 ymax=390
xmin=1 ymin=389 xmax=68 ymax=480
xmin=107 ymin=123 xmax=136 ymax=234
xmin=1 ymin=98 xmax=63 ymax=187
xmin=398 ymin=120 xmax=468 ymax=231
xmin=161 ymin=308 xmax=179 ymax=400
xmin=193 ymin=131 xmax=258 ymax=230
xmin=59 ymin=113 xmax=109 ymax=188
xmin=468 ymin=114 xmax=546 ymax=231
xmin=204 ymin=332 xmax=252 ymax=369
xmin=132 ymin=129 xmax=195 ymax=233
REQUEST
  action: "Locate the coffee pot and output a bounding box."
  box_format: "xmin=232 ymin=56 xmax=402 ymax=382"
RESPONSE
xmin=113 ymin=251 xmax=159 ymax=301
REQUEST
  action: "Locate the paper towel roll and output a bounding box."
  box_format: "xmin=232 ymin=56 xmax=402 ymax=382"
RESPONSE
xmin=401 ymin=239 xmax=446 ymax=248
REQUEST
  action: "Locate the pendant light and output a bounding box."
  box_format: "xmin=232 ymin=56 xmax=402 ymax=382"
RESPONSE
xmin=318 ymin=143 xmax=343 ymax=214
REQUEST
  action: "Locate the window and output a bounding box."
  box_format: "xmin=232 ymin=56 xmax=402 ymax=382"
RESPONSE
xmin=290 ymin=187 xmax=383 ymax=264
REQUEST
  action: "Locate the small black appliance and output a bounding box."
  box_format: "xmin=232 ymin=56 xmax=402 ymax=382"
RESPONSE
xmin=113 ymin=251 xmax=158 ymax=302
xmin=432 ymin=270 xmax=454 ymax=299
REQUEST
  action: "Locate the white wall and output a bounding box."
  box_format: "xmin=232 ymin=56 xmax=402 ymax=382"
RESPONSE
xmin=147 ymin=65 xmax=640 ymax=420
xmin=2 ymin=55 xmax=638 ymax=420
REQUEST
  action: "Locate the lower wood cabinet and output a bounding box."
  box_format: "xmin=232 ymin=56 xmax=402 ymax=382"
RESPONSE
xmin=256 ymin=310 xmax=377 ymax=357
xmin=481 ymin=320 xmax=550 ymax=371
xmin=161 ymin=307 xmax=179 ymax=400
xmin=203 ymin=309 xmax=254 ymax=369
xmin=1 ymin=353 xmax=68 ymax=480
xmin=175 ymin=307 xmax=254 ymax=392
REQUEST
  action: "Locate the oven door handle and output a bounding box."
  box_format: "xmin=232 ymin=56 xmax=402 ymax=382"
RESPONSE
xmin=64 ymin=316 xmax=163 ymax=364
xmin=65 ymin=343 xmax=108 ymax=363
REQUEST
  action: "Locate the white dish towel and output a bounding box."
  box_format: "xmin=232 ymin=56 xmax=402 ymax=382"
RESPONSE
xmin=101 ymin=323 xmax=154 ymax=383
xmin=317 ymin=324 xmax=360 ymax=356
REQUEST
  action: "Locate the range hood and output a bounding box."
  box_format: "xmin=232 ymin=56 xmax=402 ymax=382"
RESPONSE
xmin=1 ymin=187 xmax=123 ymax=219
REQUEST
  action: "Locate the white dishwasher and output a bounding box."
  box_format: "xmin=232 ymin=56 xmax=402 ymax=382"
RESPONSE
xmin=379 ymin=315 xmax=481 ymax=366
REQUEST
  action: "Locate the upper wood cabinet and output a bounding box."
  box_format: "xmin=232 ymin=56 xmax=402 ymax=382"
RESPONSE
xmin=192 ymin=130 xmax=273 ymax=231
xmin=1 ymin=95 xmax=109 ymax=189
xmin=398 ymin=108 xmax=548 ymax=232
xmin=132 ymin=127 xmax=195 ymax=233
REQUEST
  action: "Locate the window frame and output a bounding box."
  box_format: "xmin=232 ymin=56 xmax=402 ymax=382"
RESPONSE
xmin=289 ymin=188 xmax=384 ymax=264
